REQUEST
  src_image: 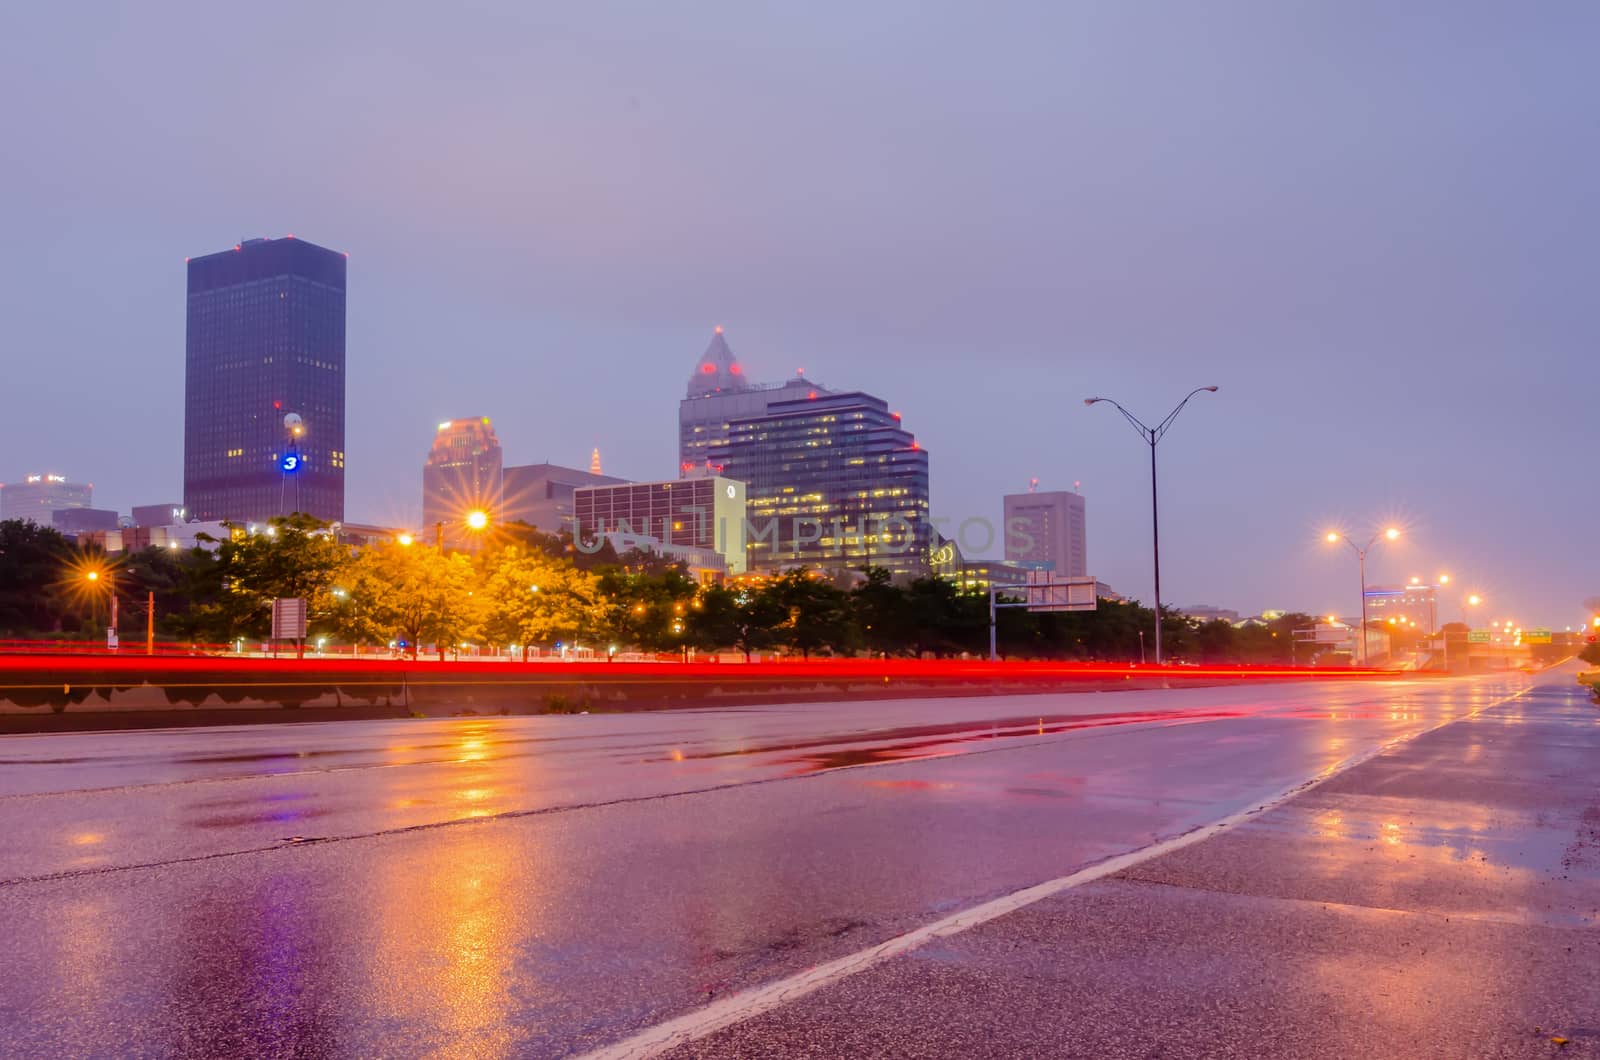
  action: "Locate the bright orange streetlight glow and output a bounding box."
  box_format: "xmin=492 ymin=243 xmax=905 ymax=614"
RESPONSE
xmin=1384 ymin=527 xmax=1400 ymax=541
xmin=465 ymin=510 xmax=489 ymax=531
xmin=397 ymin=532 xmax=414 ymax=547
xmin=1438 ymin=574 xmax=1450 ymax=585
xmin=1467 ymin=594 xmax=1482 ymax=607
xmin=85 ymin=570 xmax=100 ymax=582
xmin=1325 ymin=531 xmax=1340 ymax=543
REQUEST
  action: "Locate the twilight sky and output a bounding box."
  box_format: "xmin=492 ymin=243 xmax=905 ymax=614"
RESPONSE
xmin=1 ymin=2 xmax=1594 ymax=626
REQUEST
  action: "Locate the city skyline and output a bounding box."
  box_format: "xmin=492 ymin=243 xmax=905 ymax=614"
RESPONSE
xmin=1 ymin=4 xmax=1594 ymax=625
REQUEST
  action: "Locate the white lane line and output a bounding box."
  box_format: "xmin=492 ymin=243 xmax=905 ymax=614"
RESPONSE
xmin=578 ymin=681 xmax=1536 ymax=1060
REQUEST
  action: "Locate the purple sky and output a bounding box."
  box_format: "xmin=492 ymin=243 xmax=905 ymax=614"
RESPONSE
xmin=1 ymin=3 xmax=1594 ymax=627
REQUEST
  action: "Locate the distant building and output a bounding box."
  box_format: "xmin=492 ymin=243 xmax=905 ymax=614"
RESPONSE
xmin=184 ymin=235 xmax=347 ymax=525
xmin=52 ymin=508 xmax=120 ymax=534
xmin=132 ymin=503 xmax=187 ymax=527
xmin=592 ymin=531 xmax=731 ymax=582
xmin=423 ymin=418 xmax=504 ymax=548
xmin=337 ymin=522 xmax=412 ymax=548
xmin=1365 ymin=583 xmax=1439 ymax=632
xmin=725 ymin=390 xmax=931 ymax=576
xmin=678 ymin=328 xmax=832 ymax=475
xmin=0 ymin=474 xmax=93 ymax=525
xmin=574 ymin=476 xmax=747 ymax=576
xmin=93 ymin=520 xmax=231 ymax=555
xmin=1003 ymin=489 xmax=1087 ymax=577
xmin=502 ymin=462 xmax=628 ymax=535
xmin=1181 ymin=605 xmax=1241 ymax=624
xmin=930 ymin=533 xmax=1032 ymax=592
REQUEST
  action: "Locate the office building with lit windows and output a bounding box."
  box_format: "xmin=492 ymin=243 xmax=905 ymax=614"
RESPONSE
xmin=723 ymin=391 xmax=930 ymax=576
xmin=574 ymin=476 xmax=747 ymax=576
xmin=0 ymin=474 xmax=93 ymax=524
xmin=183 ymin=235 xmax=347 ymax=525
xmin=423 ymin=418 xmax=504 ymax=548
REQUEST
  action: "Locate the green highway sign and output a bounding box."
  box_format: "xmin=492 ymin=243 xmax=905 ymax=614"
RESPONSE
xmin=1467 ymin=631 xmax=1491 ymax=643
xmin=1525 ymin=628 xmax=1552 ymax=644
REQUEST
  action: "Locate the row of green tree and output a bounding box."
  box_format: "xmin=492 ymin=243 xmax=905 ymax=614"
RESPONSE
xmin=0 ymin=516 xmax=1320 ymax=663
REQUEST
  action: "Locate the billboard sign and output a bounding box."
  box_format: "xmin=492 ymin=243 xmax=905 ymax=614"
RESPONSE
xmin=1024 ymin=572 xmax=1097 ymax=613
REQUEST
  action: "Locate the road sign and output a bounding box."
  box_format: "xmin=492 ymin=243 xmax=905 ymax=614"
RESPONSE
xmin=1467 ymin=631 xmax=1491 ymax=644
xmin=1525 ymin=628 xmax=1552 ymax=644
xmin=1023 ymin=572 xmax=1097 ymax=613
xmin=272 ymin=598 xmax=308 ymax=640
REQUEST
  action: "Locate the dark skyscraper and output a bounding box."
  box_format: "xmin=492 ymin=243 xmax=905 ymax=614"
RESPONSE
xmin=183 ymin=236 xmax=347 ymax=525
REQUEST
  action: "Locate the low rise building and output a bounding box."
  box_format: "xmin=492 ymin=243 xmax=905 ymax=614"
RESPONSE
xmin=503 ymin=462 xmax=628 ymax=535
xmin=574 ymin=476 xmax=746 ymax=576
xmin=52 ymin=508 xmax=120 ymax=533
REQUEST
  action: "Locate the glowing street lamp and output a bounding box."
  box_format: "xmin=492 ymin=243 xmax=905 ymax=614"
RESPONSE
xmin=465 ymin=510 xmax=489 ymax=532
xmin=397 ymin=533 xmax=414 ymax=547
xmin=82 ymin=566 xmax=117 ymax=647
xmin=1084 ymin=386 xmax=1219 ymax=664
xmin=1325 ymin=526 xmax=1401 ymax=666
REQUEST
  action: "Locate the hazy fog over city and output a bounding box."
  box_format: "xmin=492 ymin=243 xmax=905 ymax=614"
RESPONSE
xmin=1 ymin=2 xmax=1593 ymax=621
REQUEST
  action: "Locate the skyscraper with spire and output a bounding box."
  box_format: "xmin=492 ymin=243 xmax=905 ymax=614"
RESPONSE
xmin=678 ymin=327 xmax=824 ymax=475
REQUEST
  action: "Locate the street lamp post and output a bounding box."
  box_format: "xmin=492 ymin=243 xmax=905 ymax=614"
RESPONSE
xmin=1325 ymin=527 xmax=1400 ymax=666
xmin=86 ymin=569 xmax=117 ymax=649
xmin=1085 ymin=386 xmax=1219 ymax=665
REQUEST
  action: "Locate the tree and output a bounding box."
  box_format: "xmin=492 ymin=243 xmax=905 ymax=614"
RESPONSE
xmin=0 ymin=519 xmax=74 ymax=635
xmin=593 ymin=566 xmax=700 ymax=653
xmin=688 ymin=583 xmax=786 ymax=660
xmin=770 ymin=569 xmax=857 ymax=659
xmin=198 ymin=515 xmax=349 ymax=642
xmin=851 ymin=567 xmax=916 ymax=656
xmin=477 ymin=544 xmax=604 ymax=657
xmin=340 ymin=542 xmax=480 ymax=659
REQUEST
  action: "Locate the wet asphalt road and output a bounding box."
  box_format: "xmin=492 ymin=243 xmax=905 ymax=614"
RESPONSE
xmin=0 ymin=669 xmax=1576 ymax=1057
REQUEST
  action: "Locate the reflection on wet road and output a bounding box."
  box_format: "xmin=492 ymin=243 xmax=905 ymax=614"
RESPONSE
xmin=0 ymin=670 xmax=1551 ymax=1056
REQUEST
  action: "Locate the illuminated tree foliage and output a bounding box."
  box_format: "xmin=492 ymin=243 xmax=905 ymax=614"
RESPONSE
xmin=339 ymin=542 xmax=480 ymax=659
xmin=7 ymin=517 xmax=1338 ymax=664
xmin=477 ymin=545 xmax=604 ymax=657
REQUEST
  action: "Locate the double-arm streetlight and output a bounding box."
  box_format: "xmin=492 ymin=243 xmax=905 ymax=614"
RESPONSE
xmin=1324 ymin=526 xmax=1400 ymax=666
xmin=1085 ymin=386 xmax=1219 ymax=665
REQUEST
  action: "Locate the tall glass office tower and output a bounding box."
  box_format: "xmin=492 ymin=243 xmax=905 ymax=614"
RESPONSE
xmin=183 ymin=236 xmax=347 ymax=524
xmin=724 ymin=391 xmax=930 ymax=576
